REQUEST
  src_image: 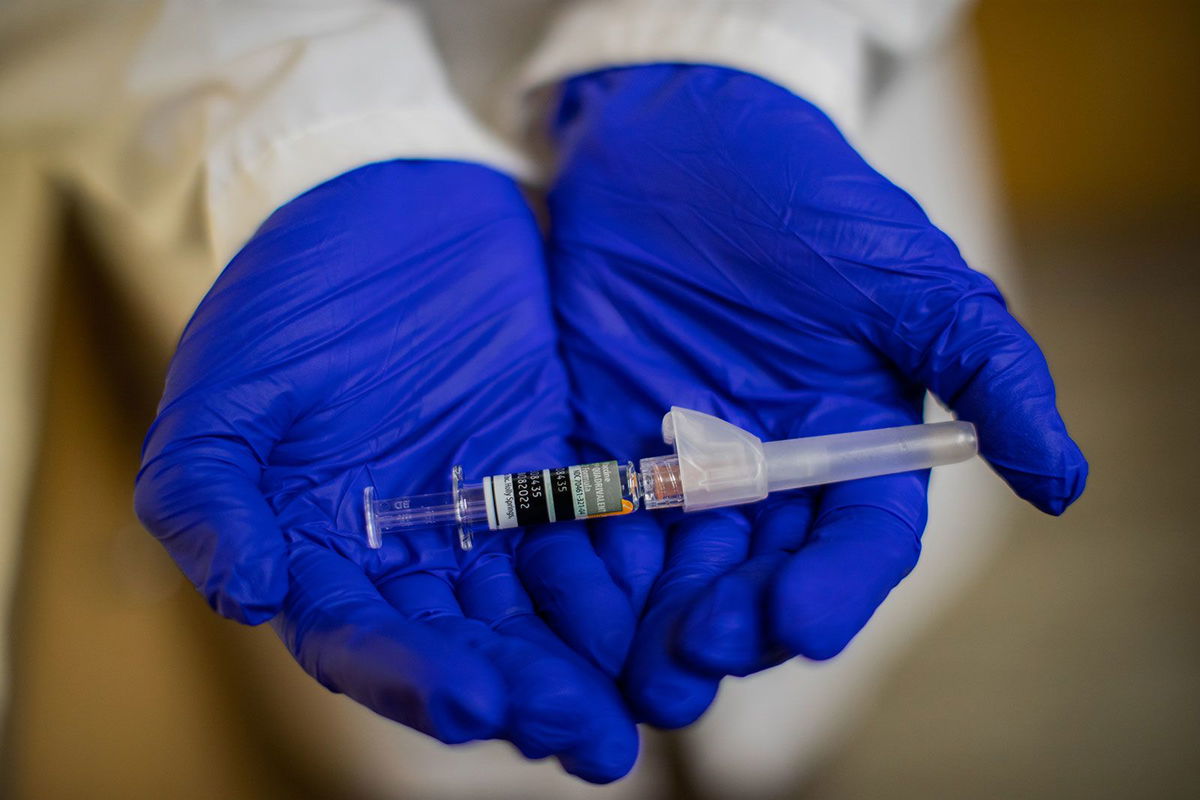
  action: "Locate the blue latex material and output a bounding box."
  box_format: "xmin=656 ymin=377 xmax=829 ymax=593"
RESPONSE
xmin=134 ymin=161 xmax=637 ymax=782
xmin=546 ymin=65 xmax=1088 ymax=728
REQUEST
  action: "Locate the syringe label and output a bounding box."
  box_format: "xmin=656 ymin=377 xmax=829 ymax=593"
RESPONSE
xmin=568 ymin=461 xmax=624 ymax=517
xmin=483 ymin=461 xmax=628 ymax=530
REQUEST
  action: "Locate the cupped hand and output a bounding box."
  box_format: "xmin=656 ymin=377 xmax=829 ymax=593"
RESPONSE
xmin=135 ymin=161 xmax=638 ymax=782
xmin=546 ymin=65 xmax=1087 ymax=728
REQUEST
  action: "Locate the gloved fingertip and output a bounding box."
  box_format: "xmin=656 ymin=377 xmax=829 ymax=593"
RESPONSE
xmin=1042 ymin=445 xmax=1089 ymax=516
xmin=558 ymin=726 xmax=640 ymax=784
xmin=770 ymin=595 xmax=862 ymax=661
xmin=774 ymin=622 xmax=852 ymax=662
xmin=520 ymin=684 xmax=592 ymax=747
xmin=425 ymin=684 xmax=507 ymax=745
xmin=770 ymin=588 xmax=852 ymax=660
xmin=504 ymin=652 xmax=632 ymax=760
xmin=535 ymin=597 xmax=635 ymax=679
xmin=768 ymin=553 xmax=883 ymax=662
xmin=517 ymin=525 xmax=637 ymax=676
xmin=802 ymin=640 xmax=848 ymax=662
xmin=408 ymin=650 xmax=510 ymax=745
xmin=591 ymin=515 xmax=667 ymax=616
xmin=595 ymin=625 xmax=634 ymax=677
xmin=544 ymin=597 xmax=634 ymax=678
xmin=998 ymin=435 xmax=1089 ymax=516
xmin=678 ymin=546 xmax=806 ymax=675
xmin=678 ymin=615 xmax=755 ymax=677
xmin=676 ymin=591 xmax=758 ymax=676
xmin=206 ymin=555 xmax=289 ymax=625
xmin=216 ymin=599 xmax=280 ymax=627
xmin=626 ymin=674 xmax=716 ymax=730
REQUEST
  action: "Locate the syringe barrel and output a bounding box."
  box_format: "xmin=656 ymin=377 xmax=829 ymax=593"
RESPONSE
xmin=763 ymin=421 xmax=977 ymax=492
xmin=365 ymin=460 xmax=639 ymax=550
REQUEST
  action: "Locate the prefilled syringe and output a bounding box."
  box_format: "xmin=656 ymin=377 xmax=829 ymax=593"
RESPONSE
xmin=364 ymin=407 xmax=978 ymax=551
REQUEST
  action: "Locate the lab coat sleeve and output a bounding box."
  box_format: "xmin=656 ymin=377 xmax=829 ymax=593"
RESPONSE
xmin=518 ymin=0 xmax=972 ymax=134
xmin=0 ymin=0 xmax=533 ymax=269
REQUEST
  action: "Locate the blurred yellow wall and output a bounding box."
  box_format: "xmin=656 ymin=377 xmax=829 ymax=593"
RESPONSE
xmin=975 ymin=0 xmax=1200 ymax=219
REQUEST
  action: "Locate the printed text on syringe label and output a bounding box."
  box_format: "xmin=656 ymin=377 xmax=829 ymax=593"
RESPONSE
xmin=483 ymin=461 xmax=626 ymax=530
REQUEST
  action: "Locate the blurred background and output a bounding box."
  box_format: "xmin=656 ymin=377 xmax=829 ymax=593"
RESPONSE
xmin=796 ymin=3 xmax=1200 ymax=797
xmin=2 ymin=1 xmax=1198 ymax=798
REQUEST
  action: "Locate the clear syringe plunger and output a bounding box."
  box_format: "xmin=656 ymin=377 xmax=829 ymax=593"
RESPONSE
xmin=364 ymin=408 xmax=977 ymax=551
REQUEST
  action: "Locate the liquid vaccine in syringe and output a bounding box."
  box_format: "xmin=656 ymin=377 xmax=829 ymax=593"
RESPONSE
xmin=365 ymin=407 xmax=978 ymax=551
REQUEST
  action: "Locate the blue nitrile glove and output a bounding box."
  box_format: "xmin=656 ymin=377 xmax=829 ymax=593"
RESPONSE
xmin=546 ymin=66 xmax=1088 ymax=728
xmin=134 ymin=161 xmax=638 ymax=782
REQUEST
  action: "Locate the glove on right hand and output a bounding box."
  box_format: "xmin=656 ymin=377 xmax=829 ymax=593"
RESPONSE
xmin=546 ymin=65 xmax=1088 ymax=728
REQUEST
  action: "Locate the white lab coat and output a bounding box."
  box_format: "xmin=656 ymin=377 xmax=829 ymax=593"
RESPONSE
xmin=0 ymin=1 xmax=1014 ymax=796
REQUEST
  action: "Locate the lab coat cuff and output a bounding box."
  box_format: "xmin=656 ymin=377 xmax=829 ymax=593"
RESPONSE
xmin=206 ymin=107 xmax=534 ymax=268
xmin=517 ymin=0 xmax=867 ymax=136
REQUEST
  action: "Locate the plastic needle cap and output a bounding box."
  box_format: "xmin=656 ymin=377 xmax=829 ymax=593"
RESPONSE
xmin=661 ymin=407 xmax=977 ymax=512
